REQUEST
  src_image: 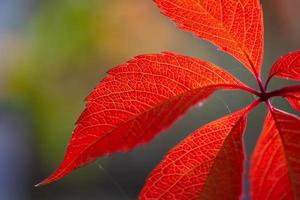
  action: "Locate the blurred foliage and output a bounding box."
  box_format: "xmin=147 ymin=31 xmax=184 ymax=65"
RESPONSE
xmin=7 ymin=0 xmax=108 ymax=168
xmin=4 ymin=1 xmax=187 ymax=187
xmin=5 ymin=0 xmax=186 ymax=169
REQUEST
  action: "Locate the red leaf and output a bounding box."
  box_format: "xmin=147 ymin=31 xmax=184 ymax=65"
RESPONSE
xmin=269 ymin=50 xmax=300 ymax=81
xmin=284 ymin=91 xmax=300 ymax=111
xmin=250 ymin=108 xmax=300 ymax=199
xmin=36 ymin=52 xmax=247 ymax=186
xmin=286 ymin=96 xmax=300 ymax=111
xmin=154 ymin=0 xmax=264 ymax=76
xmin=139 ymin=105 xmax=252 ymax=200
xmin=267 ymin=85 xmax=300 ymax=112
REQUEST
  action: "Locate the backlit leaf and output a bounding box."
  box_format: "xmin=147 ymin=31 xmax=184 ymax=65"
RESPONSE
xmin=286 ymin=96 xmax=300 ymax=111
xmin=140 ymin=105 xmax=252 ymax=200
xmin=282 ymin=91 xmax=300 ymax=111
xmin=37 ymin=52 xmax=247 ymax=186
xmin=269 ymin=50 xmax=300 ymax=81
xmin=154 ymin=0 xmax=264 ymax=76
xmin=250 ymin=108 xmax=300 ymax=199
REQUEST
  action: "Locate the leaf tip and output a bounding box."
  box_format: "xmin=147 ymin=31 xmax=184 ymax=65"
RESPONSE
xmin=34 ymin=180 xmax=47 ymax=187
xmin=34 ymin=169 xmax=63 ymax=187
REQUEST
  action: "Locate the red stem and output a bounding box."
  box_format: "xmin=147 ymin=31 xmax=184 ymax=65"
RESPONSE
xmin=266 ymin=84 xmax=300 ymax=98
xmin=264 ymin=75 xmax=273 ymax=91
xmin=240 ymin=85 xmax=261 ymax=96
xmin=242 ymin=48 xmax=265 ymax=95
xmin=266 ymin=100 xmax=273 ymax=111
xmin=257 ymin=76 xmax=265 ymax=94
xmin=246 ymin=99 xmax=263 ymax=113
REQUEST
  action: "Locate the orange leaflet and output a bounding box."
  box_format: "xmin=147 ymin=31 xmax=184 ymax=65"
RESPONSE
xmin=140 ymin=105 xmax=253 ymax=200
xmin=269 ymin=50 xmax=300 ymax=81
xmin=154 ymin=0 xmax=264 ymax=76
xmin=250 ymin=108 xmax=300 ymax=199
xmin=36 ymin=52 xmax=248 ymax=186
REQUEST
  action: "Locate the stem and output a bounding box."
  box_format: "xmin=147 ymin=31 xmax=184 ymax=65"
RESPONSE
xmin=267 ymin=84 xmax=300 ymax=98
xmin=242 ymin=48 xmax=265 ymax=95
xmin=266 ymin=100 xmax=273 ymax=111
xmin=264 ymin=75 xmax=273 ymax=91
xmin=246 ymin=99 xmax=263 ymax=113
xmin=240 ymin=85 xmax=261 ymax=96
xmin=257 ymin=76 xmax=265 ymax=94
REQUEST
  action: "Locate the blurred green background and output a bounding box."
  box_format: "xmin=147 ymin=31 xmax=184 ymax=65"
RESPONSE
xmin=0 ymin=0 xmax=299 ymax=199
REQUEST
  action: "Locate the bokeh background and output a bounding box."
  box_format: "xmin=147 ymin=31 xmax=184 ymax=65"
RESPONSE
xmin=0 ymin=0 xmax=299 ymax=199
